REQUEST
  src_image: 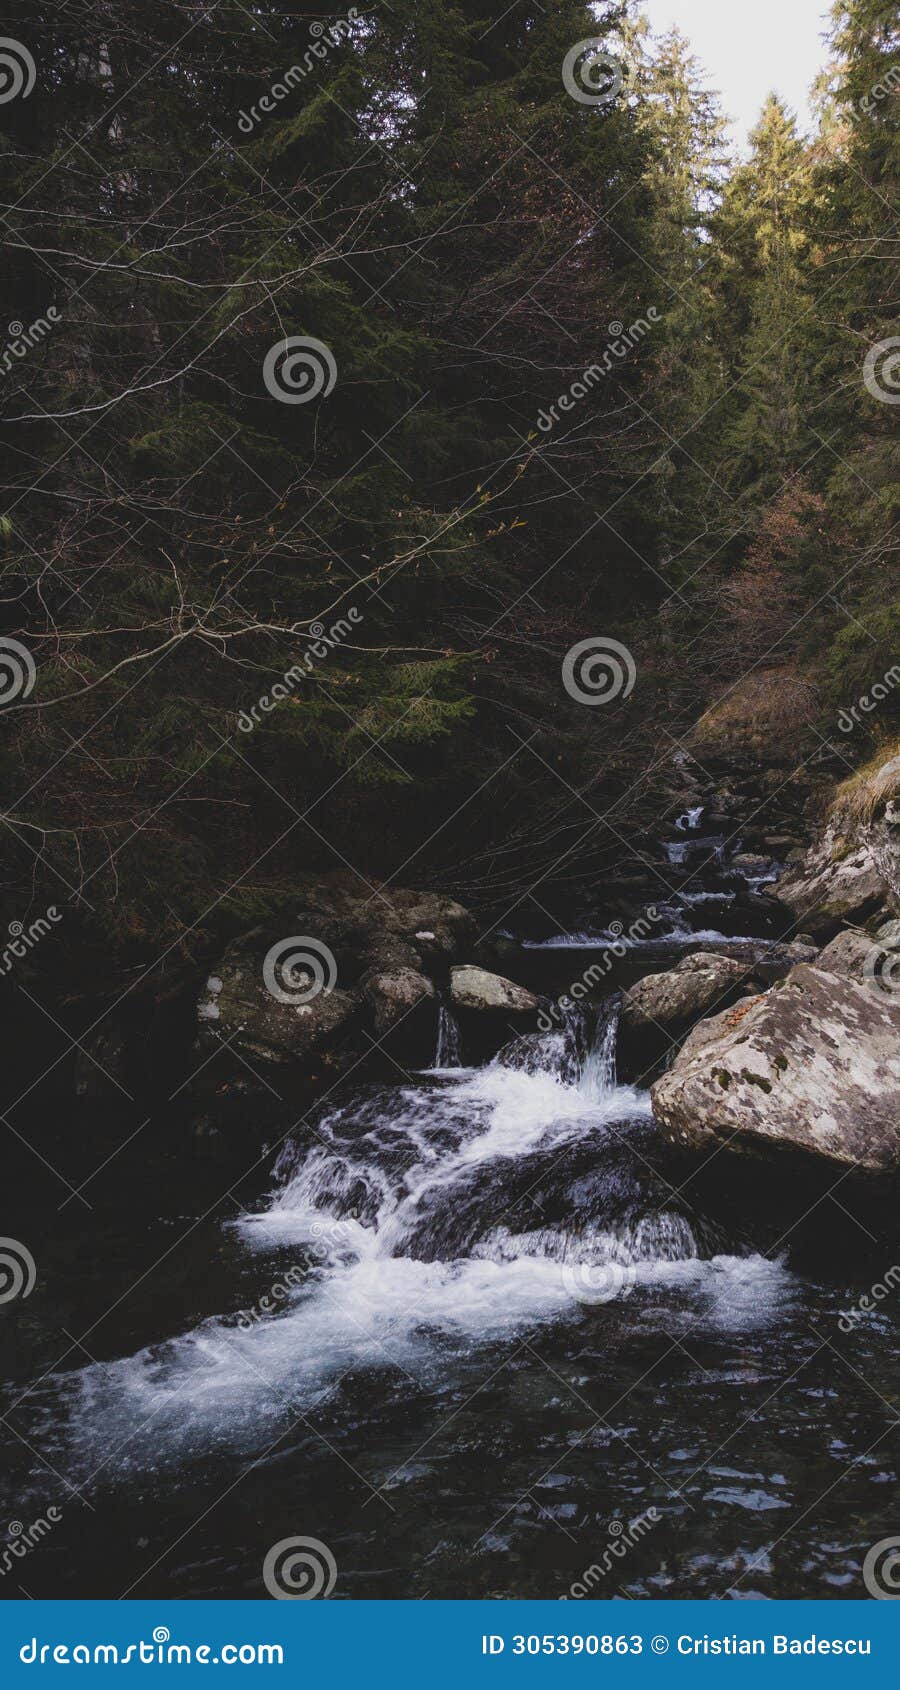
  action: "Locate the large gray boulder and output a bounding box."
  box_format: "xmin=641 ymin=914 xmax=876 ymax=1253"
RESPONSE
xmin=651 ymin=964 xmax=900 ymax=1174
xmin=450 ymin=966 xmax=539 ymax=1018
xmin=619 ymin=952 xmax=755 ymax=1080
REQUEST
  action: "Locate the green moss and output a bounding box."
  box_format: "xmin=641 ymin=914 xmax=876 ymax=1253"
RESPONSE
xmin=742 ymin=1070 xmax=773 ymax=1093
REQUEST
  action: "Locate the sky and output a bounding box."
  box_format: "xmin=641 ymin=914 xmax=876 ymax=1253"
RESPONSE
xmin=638 ymin=0 xmax=834 ymax=151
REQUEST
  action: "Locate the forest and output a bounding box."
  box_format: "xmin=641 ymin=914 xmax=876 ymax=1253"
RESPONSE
xmin=0 ymin=0 xmax=895 ymax=959
xmin=0 ymin=0 xmax=898 ymax=1608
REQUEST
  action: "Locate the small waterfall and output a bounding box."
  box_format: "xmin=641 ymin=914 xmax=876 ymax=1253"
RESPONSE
xmin=654 ymin=900 xmax=691 ymax=937
xmin=664 ymin=840 xmax=689 ymax=866
xmin=579 ymin=995 xmax=620 ymax=1101
xmin=434 ymin=999 xmax=462 ymax=1069
xmin=675 ymin=805 xmax=704 ymax=832
xmin=494 ymin=998 xmax=620 ymax=1099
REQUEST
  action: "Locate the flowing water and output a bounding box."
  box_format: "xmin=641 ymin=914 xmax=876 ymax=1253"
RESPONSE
xmin=2 ymin=824 xmax=898 ymax=1601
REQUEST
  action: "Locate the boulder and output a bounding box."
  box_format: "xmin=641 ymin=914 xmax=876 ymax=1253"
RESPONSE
xmin=307 ymin=878 xmax=476 ymax=964
xmin=362 ymin=966 xmax=435 ymax=1063
xmin=774 ymin=755 xmax=899 ymax=938
xmin=730 ymin=853 xmax=774 ymax=877
xmin=816 ymin=928 xmax=878 ymax=981
xmin=450 ymin=966 xmax=539 ymax=1019
xmin=651 ymin=964 xmax=900 ymax=1174
xmin=197 ymin=944 xmax=359 ymax=1076
xmin=619 ymin=952 xmax=755 ymax=1080
xmin=190 ymin=876 xmax=480 ymax=1099
xmin=868 ymin=795 xmax=900 ymax=906
xmin=645 ymin=937 xmax=817 ymax=982
xmin=774 ymin=828 xmax=887 ymax=938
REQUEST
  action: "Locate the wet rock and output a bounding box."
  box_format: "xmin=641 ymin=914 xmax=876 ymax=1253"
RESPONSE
xmin=362 ymin=965 xmax=435 ymax=1064
xmin=450 ymin=966 xmax=539 ymax=1019
xmin=355 ymin=885 xmax=477 ymax=961
xmin=653 ymin=937 xmax=818 ymax=982
xmin=197 ymin=941 xmax=360 ymax=1078
xmin=619 ymin=952 xmax=755 ymax=1080
xmin=730 ymin=853 xmax=774 ymax=877
xmin=190 ymin=876 xmax=480 ymax=1097
xmin=651 ymin=964 xmax=900 ymax=1174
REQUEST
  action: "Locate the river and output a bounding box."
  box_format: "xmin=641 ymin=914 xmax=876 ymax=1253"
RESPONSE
xmin=2 ymin=816 xmax=897 ymax=1600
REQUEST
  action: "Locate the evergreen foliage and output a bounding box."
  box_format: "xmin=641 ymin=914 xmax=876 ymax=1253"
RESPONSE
xmin=0 ymin=0 xmax=896 ymax=954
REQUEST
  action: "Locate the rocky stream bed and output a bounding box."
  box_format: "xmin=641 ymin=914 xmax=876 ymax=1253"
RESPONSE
xmin=1 ymin=749 xmax=898 ymax=1599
